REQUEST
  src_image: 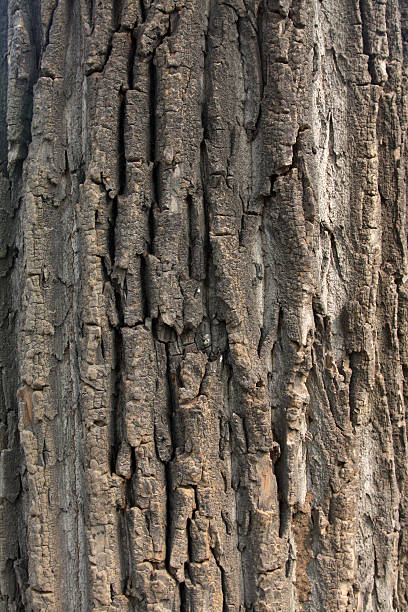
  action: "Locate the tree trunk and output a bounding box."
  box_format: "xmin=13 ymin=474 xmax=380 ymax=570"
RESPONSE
xmin=1 ymin=0 xmax=408 ymax=610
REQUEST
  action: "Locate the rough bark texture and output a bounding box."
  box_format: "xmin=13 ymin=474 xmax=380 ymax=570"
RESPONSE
xmin=1 ymin=0 xmax=408 ymax=610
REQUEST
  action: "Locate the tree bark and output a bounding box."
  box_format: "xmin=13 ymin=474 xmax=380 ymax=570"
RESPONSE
xmin=1 ymin=0 xmax=408 ymax=610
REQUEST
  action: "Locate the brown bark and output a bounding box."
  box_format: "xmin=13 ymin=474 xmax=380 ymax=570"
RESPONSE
xmin=1 ymin=0 xmax=408 ymax=610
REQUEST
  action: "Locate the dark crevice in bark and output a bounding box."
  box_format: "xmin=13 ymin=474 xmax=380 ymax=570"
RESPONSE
xmin=128 ymin=30 xmax=137 ymax=89
xmin=111 ymin=293 xmax=132 ymax=604
xmin=257 ymin=325 xmax=265 ymax=357
xmin=27 ymin=0 xmax=42 ymax=72
xmin=164 ymin=344 xmax=177 ymax=576
xmin=148 ymin=199 xmax=155 ymax=253
xmin=327 ymin=111 xmax=337 ymax=169
xmin=139 ymin=0 xmax=147 ymax=23
xmin=118 ymin=508 xmax=132 ymax=598
xmin=210 ymin=544 xmax=228 ymax=612
xmin=200 ymin=7 xmax=211 ymax=287
xmin=126 ymin=451 xmax=136 ymax=508
xmin=148 ymin=57 xmax=157 ymax=160
xmin=108 ymin=197 xmax=119 ymax=287
xmin=197 ymin=33 xmax=212 ymax=342
xmin=255 ymin=2 xmax=266 ymax=89
xmin=42 ymin=439 xmax=48 ymax=467
xmin=149 ymin=58 xmax=159 ymax=208
xmin=186 ymin=517 xmax=193 ymax=560
xmin=118 ymin=93 xmax=127 ymax=195
xmin=270 ymin=309 xmax=292 ymax=539
xmin=106 ymin=194 xmax=127 ymax=513
xmin=89 ymin=0 xmax=95 ymax=29
xmin=113 ymin=0 xmax=123 ymax=31
xmin=240 ymin=414 xmax=250 ymax=453
xmin=258 ymin=184 xmax=275 ymax=360
xmin=164 ymin=347 xmax=178 ymax=460
xmin=179 ymin=579 xmax=187 ymax=611
xmin=9 ymin=2 xmax=41 ymax=167
xmin=269 ymin=174 xmax=278 ymax=197
xmin=42 ymin=0 xmax=58 ymax=53
xmin=328 ymin=490 xmax=335 ymax=525
xmin=292 ymin=126 xmax=304 ymax=172
xmin=242 ymin=7 xmax=264 ymax=142
xmin=71 ymin=198 xmax=91 ymax=610
xmin=237 ymin=13 xmax=263 ymax=141
xmin=328 ymin=230 xmax=346 ymax=284
xmin=107 ymin=51 xmax=128 ymax=476
xmin=152 ymin=162 xmax=160 ymax=208
xmin=186 ymin=195 xmax=193 ymax=278
xmin=200 ymin=140 xmax=211 ymax=284
xmin=140 ymin=256 xmax=150 ymax=320
xmin=110 ymin=327 xmax=123 ymax=475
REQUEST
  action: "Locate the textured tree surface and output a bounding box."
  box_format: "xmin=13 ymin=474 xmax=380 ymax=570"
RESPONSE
xmin=1 ymin=0 xmax=408 ymax=610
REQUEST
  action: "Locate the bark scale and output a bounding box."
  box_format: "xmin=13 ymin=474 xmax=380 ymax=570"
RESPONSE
xmin=1 ymin=0 xmax=408 ymax=610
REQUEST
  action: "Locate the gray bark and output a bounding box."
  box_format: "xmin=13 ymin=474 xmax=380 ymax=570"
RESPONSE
xmin=1 ymin=0 xmax=408 ymax=610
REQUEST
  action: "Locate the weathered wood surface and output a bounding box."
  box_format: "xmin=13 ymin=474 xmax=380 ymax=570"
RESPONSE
xmin=1 ymin=1 xmax=408 ymax=610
